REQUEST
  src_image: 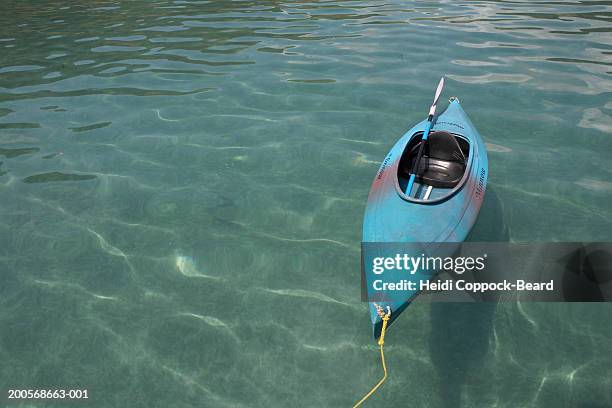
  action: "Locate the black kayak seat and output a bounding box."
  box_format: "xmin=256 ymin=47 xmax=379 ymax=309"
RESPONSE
xmin=403 ymin=131 xmax=467 ymax=189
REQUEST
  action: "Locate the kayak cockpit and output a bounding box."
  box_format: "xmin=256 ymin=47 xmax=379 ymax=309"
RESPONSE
xmin=397 ymin=131 xmax=470 ymax=201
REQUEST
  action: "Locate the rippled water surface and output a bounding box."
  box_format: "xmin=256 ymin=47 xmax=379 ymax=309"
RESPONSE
xmin=1 ymin=1 xmax=611 ymax=407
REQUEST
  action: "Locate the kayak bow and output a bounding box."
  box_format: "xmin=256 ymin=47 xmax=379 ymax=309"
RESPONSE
xmin=362 ymin=97 xmax=488 ymax=338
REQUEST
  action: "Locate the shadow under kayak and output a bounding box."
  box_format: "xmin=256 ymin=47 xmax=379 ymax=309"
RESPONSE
xmin=362 ymin=98 xmax=488 ymax=338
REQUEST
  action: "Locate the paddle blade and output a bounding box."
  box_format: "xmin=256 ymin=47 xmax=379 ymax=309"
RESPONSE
xmin=428 ymin=77 xmax=445 ymax=117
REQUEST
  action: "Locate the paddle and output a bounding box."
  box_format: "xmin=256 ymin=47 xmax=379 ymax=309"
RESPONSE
xmin=405 ymin=77 xmax=445 ymax=196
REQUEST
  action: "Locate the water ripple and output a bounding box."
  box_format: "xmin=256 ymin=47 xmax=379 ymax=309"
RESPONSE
xmin=1 ymin=1 xmax=611 ymax=407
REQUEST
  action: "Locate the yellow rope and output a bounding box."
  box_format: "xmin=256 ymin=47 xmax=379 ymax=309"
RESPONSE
xmin=353 ymin=305 xmax=391 ymax=408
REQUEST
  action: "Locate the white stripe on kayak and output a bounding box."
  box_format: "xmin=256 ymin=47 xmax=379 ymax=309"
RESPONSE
xmin=423 ymin=185 xmax=433 ymax=200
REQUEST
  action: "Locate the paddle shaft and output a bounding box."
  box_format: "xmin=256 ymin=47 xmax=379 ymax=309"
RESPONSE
xmin=405 ymin=117 xmax=433 ymax=195
xmin=405 ymin=78 xmax=444 ymax=196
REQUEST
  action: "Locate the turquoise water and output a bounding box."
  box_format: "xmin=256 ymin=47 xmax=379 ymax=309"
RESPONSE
xmin=1 ymin=1 xmax=611 ymax=407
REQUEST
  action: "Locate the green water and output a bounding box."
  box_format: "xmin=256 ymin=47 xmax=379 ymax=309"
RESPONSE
xmin=1 ymin=1 xmax=611 ymax=407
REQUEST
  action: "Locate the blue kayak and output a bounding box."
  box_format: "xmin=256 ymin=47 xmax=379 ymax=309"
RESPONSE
xmin=362 ymin=97 xmax=488 ymax=338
